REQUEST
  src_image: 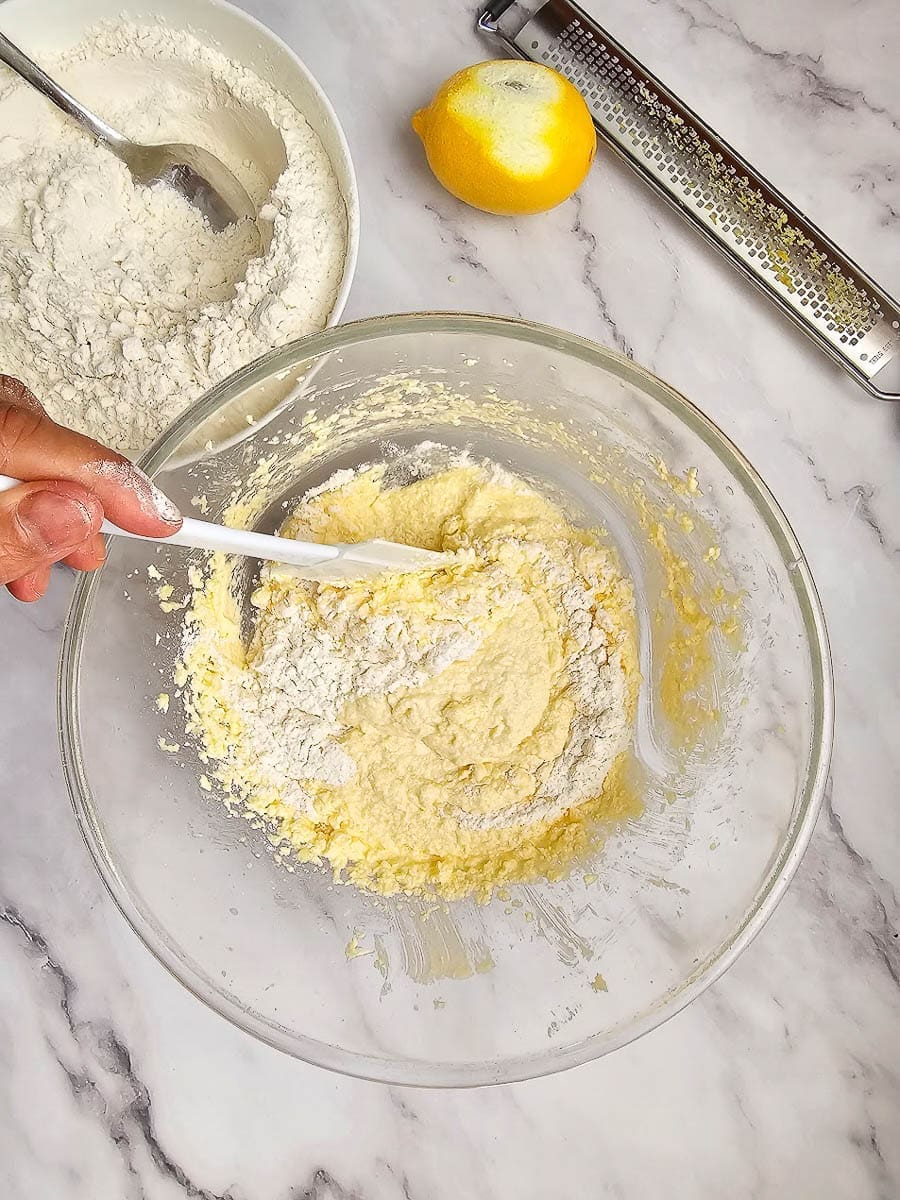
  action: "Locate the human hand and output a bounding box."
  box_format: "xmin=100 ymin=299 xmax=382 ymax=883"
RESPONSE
xmin=0 ymin=375 xmax=181 ymax=602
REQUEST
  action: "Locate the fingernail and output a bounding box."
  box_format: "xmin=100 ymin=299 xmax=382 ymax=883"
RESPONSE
xmin=18 ymin=491 xmax=94 ymax=550
xmin=129 ymin=466 xmax=182 ymax=525
xmin=89 ymin=459 xmax=181 ymax=525
xmin=144 ymin=478 xmax=182 ymax=525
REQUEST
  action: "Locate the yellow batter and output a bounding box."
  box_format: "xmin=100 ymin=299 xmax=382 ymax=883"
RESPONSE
xmin=178 ymin=456 xmax=639 ymax=900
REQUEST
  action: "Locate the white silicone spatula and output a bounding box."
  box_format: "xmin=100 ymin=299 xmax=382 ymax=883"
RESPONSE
xmin=0 ymin=475 xmax=447 ymax=582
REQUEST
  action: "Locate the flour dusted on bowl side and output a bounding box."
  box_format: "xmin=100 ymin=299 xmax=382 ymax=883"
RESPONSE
xmin=0 ymin=22 xmax=348 ymax=453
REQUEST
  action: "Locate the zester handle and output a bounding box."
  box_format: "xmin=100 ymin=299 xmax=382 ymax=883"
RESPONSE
xmin=478 ymin=0 xmax=518 ymax=19
xmin=479 ymin=0 xmax=900 ymax=400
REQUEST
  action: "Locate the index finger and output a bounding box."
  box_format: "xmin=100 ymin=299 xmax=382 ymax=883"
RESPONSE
xmin=0 ymin=377 xmax=181 ymax=537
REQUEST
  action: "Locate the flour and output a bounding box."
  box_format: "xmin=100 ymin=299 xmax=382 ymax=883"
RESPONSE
xmin=181 ymin=454 xmax=633 ymax=843
xmin=0 ymin=22 xmax=347 ymax=453
xmin=210 ymin=559 xmax=494 ymax=812
xmin=455 ymin=544 xmax=631 ymax=830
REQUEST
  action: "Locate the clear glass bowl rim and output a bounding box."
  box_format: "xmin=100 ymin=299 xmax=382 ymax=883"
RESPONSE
xmin=58 ymin=312 xmax=835 ymax=1087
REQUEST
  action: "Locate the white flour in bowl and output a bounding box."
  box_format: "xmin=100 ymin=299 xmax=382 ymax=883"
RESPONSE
xmin=0 ymin=22 xmax=347 ymax=453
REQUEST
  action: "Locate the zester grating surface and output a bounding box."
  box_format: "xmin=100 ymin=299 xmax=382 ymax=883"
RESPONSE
xmin=481 ymin=0 xmax=900 ymax=397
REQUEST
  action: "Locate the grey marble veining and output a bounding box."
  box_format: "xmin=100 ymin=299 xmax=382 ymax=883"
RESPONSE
xmin=2 ymin=0 xmax=899 ymax=1196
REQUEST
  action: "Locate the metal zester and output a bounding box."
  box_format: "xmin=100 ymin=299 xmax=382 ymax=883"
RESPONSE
xmin=478 ymin=0 xmax=900 ymax=400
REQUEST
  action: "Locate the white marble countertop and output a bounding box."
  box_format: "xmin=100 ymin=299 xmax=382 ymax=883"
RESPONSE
xmin=2 ymin=0 xmax=899 ymax=1195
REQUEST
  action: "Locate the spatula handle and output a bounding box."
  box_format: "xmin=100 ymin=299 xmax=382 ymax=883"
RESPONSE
xmin=0 ymin=474 xmax=340 ymax=568
xmin=154 ymin=516 xmax=340 ymax=566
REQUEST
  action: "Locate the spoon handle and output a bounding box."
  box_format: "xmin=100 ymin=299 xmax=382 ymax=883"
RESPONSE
xmin=0 ymin=31 xmax=125 ymax=149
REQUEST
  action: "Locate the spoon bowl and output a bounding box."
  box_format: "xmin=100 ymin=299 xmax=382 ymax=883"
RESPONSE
xmin=115 ymin=138 xmax=258 ymax=233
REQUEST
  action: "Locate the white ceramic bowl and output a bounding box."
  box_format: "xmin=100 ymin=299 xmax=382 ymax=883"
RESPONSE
xmin=0 ymin=0 xmax=359 ymax=329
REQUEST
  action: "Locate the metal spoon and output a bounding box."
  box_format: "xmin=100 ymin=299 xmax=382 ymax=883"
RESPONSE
xmin=0 ymin=31 xmax=260 ymax=244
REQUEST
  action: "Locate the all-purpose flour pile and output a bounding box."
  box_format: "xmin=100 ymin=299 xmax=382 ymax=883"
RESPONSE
xmin=0 ymin=22 xmax=346 ymax=453
xmin=175 ymin=450 xmax=640 ymax=900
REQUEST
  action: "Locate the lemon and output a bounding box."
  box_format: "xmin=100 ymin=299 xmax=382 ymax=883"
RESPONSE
xmin=411 ymin=60 xmax=596 ymax=216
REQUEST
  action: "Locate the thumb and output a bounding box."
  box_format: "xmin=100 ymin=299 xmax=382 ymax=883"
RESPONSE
xmin=0 ymin=479 xmax=102 ymax=586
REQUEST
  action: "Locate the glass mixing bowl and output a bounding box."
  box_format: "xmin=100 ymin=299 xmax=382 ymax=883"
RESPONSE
xmin=60 ymin=314 xmax=832 ymax=1086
